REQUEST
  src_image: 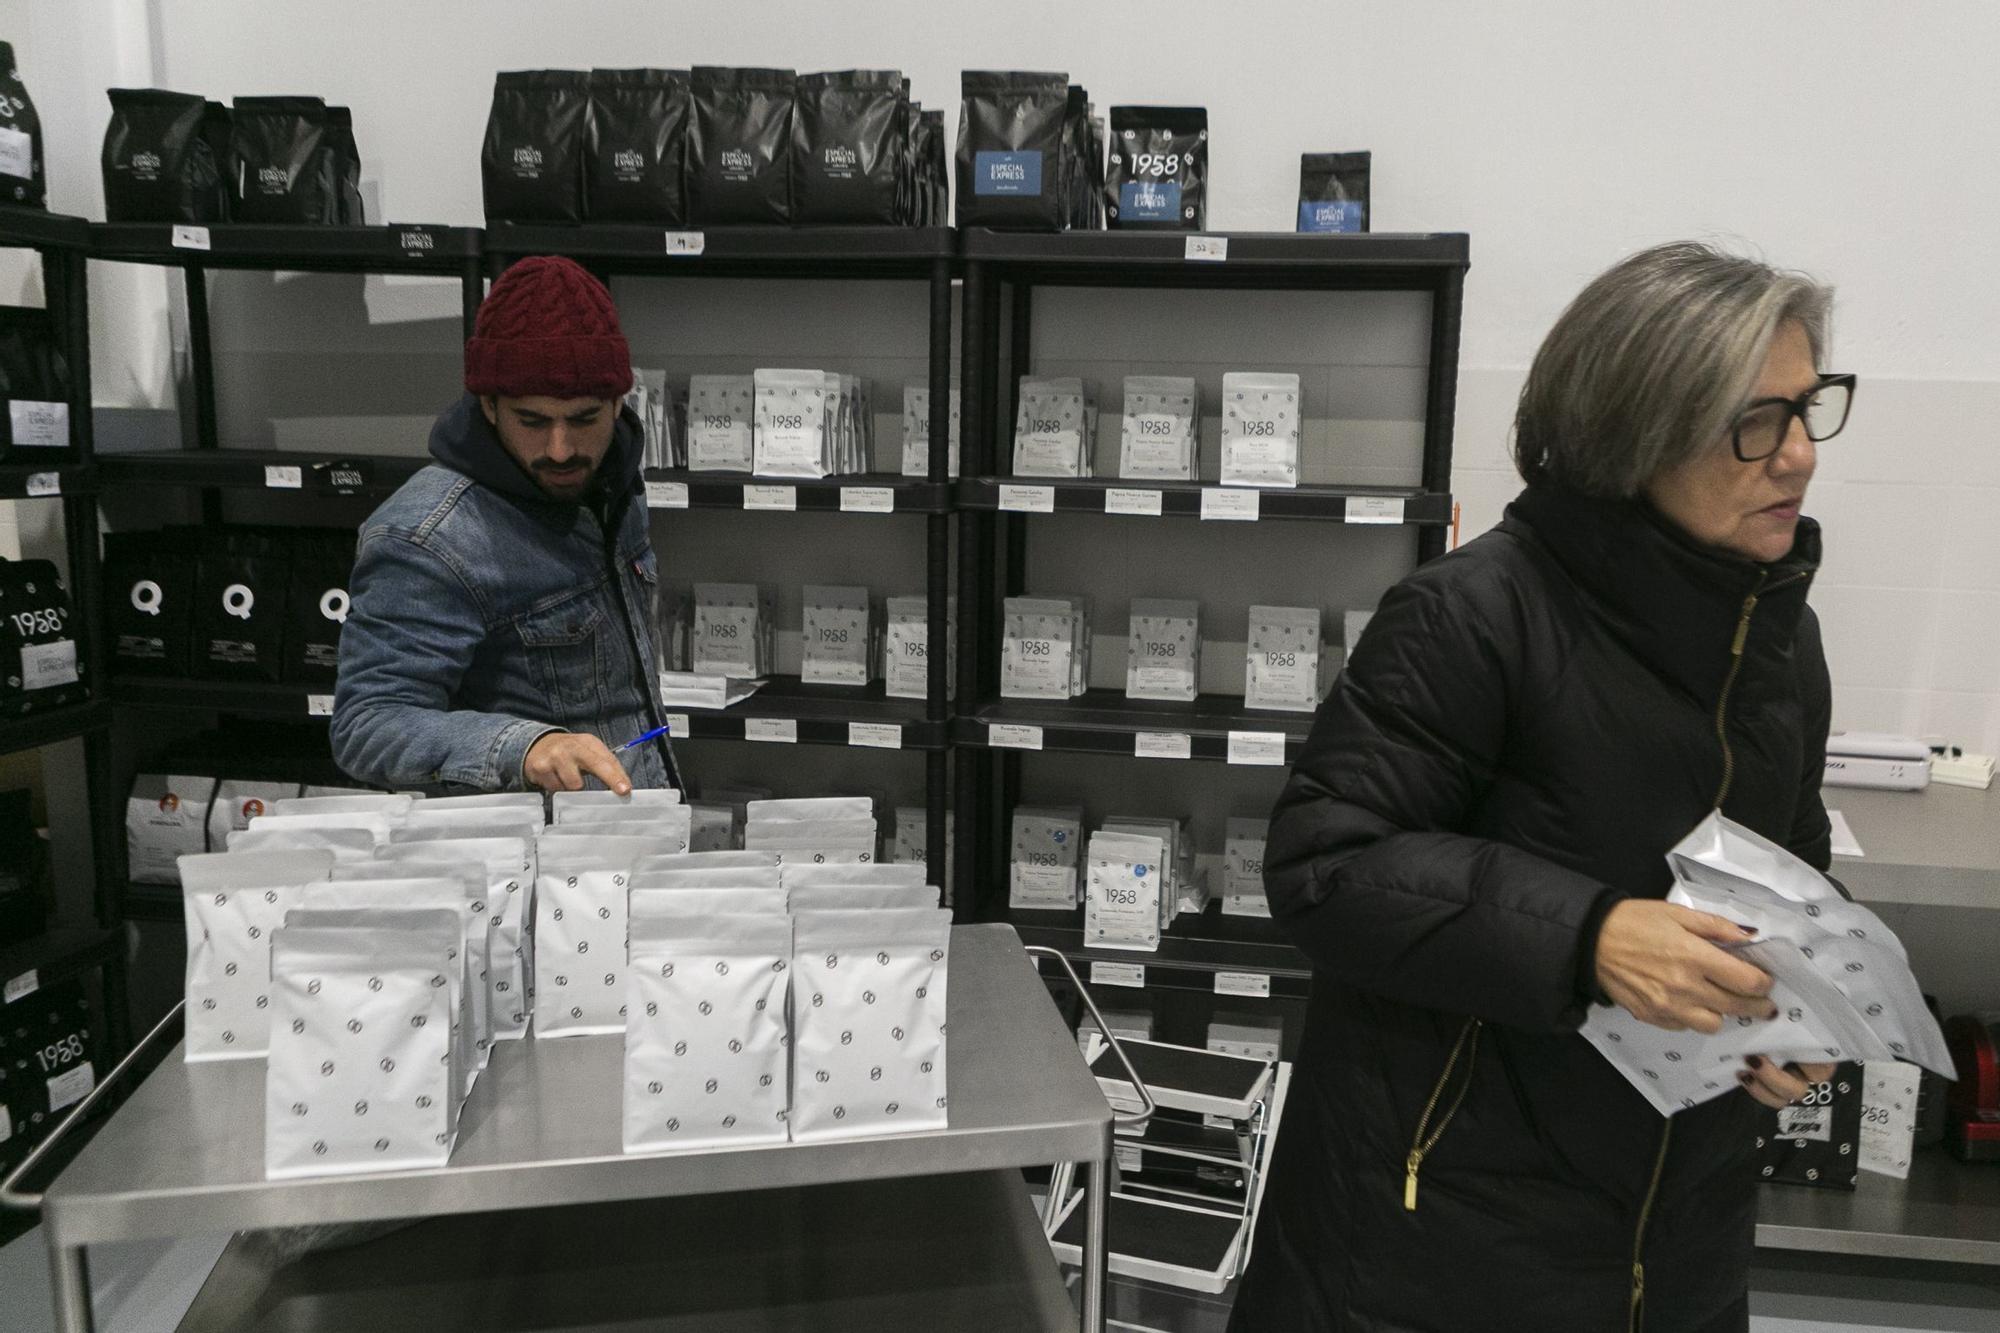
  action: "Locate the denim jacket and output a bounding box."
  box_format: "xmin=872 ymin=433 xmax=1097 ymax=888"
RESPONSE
xmin=331 ymin=394 xmax=680 ymax=792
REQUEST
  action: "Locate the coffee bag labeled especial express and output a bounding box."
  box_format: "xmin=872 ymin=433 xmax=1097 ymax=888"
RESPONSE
xmin=102 ymin=89 xmax=229 ymax=223
xmin=0 ymin=44 xmax=45 ymax=209
xmin=955 ymin=71 xmax=1067 ymax=230
xmin=481 ymin=70 xmax=590 ymax=223
xmin=687 ymin=66 xmax=795 ymax=226
xmin=1106 ymin=106 xmax=1207 ymax=230
xmin=792 ymin=70 xmax=904 ymax=225
xmin=1297 ymin=151 xmax=1371 ymax=233
xmin=230 ymin=96 xmax=339 ymax=224
xmin=586 ymin=69 xmax=688 ymax=223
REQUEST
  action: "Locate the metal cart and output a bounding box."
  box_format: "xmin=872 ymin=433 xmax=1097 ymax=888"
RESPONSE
xmin=6 ymin=924 xmax=1152 ymax=1332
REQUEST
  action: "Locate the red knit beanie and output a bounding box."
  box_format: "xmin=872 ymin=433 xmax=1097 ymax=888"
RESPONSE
xmin=464 ymin=255 xmax=633 ymax=400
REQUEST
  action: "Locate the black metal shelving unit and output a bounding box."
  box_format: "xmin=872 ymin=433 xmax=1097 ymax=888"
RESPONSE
xmin=0 ymin=205 xmax=128 ymax=1059
xmin=484 ymin=224 xmax=960 ymax=894
xmin=953 ymin=228 xmax=1471 ymax=988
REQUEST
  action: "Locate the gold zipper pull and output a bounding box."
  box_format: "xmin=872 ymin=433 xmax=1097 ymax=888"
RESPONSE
xmin=1404 ymin=1150 xmax=1422 ymax=1211
xmin=1731 ymin=595 xmax=1757 ymax=655
xmin=1629 ymin=1260 xmax=1646 ymax=1332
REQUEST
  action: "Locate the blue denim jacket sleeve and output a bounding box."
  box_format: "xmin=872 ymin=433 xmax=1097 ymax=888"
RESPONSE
xmin=331 ymin=528 xmax=561 ymax=791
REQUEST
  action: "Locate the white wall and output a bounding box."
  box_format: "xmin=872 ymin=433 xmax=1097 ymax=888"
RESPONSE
xmin=11 ymin=0 xmax=1997 ymax=761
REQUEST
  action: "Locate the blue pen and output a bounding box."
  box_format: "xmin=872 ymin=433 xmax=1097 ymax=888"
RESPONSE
xmin=617 ymin=723 xmax=672 ymax=753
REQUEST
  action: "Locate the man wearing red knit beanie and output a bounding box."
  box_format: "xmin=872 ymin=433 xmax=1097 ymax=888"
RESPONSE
xmin=331 ymin=255 xmax=682 ymax=797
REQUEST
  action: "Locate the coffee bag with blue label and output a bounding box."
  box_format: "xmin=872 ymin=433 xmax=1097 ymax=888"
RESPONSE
xmin=585 ymin=69 xmax=688 ymax=224
xmin=230 ymin=97 xmax=339 ymax=224
xmin=1106 ymin=107 xmax=1206 ymax=231
xmin=1297 ymin=151 xmax=1371 ymax=233
xmin=793 ymin=70 xmax=904 ymax=226
xmin=480 ymin=71 xmax=589 ymax=224
xmin=955 ymin=71 xmax=1067 ymax=231
xmin=687 ymin=67 xmax=795 ymax=226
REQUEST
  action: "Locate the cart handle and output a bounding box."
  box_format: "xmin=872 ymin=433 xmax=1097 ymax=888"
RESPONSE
xmin=1024 ymin=945 xmax=1156 ymax=1130
xmin=1 ymin=999 xmax=185 ymax=1212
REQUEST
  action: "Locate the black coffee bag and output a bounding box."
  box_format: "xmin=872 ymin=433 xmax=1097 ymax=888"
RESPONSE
xmin=921 ymin=109 xmax=947 ymax=227
xmin=1106 ymin=106 xmax=1207 ymax=231
xmin=104 ymin=527 xmax=202 ymax=677
xmin=326 ymin=106 xmax=364 ymax=225
xmin=283 ymin=531 xmax=355 ymax=687
xmin=231 ymin=96 xmax=338 ymax=224
xmin=481 ymin=70 xmax=590 ymax=224
xmin=193 ymin=531 xmax=290 ymax=683
xmin=102 ymin=89 xmax=230 ymax=223
xmin=956 ymin=71 xmax=1067 ymax=230
xmin=585 ymin=69 xmax=688 ymax=223
xmin=201 ymin=102 xmax=233 ymax=220
xmin=792 ymin=70 xmax=904 ymax=226
xmin=0 ymin=558 xmax=82 ymax=716
xmin=0 ymin=305 xmax=68 ymax=462
xmin=687 ymin=67 xmax=795 ymax=225
xmin=1298 ymin=151 xmax=1371 ymax=233
xmin=0 ymin=44 xmax=44 ymax=210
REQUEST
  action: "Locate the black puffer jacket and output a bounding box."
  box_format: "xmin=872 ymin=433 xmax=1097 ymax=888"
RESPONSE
xmin=1230 ymin=485 xmax=1830 ymax=1333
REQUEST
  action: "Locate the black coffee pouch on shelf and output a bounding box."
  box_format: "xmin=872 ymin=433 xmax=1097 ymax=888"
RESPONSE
xmin=955 ymin=71 xmax=1067 ymax=230
xmin=104 ymin=528 xmax=201 ymax=677
xmin=687 ymin=66 xmax=795 ymax=225
xmin=1298 ymin=151 xmax=1371 ymax=233
xmin=921 ymin=109 xmax=946 ymax=227
xmin=0 ymin=305 xmax=69 ymax=461
xmin=0 ymin=44 xmax=45 ymax=209
xmin=283 ymin=532 xmax=355 ymax=687
xmin=0 ymin=558 xmax=82 ymax=716
xmin=1062 ymin=85 xmax=1091 ymax=231
xmin=481 ymin=70 xmax=590 ymax=223
xmin=585 ymin=69 xmax=689 ymax=224
xmin=230 ymin=96 xmax=337 ymax=224
xmin=326 ymin=105 xmax=364 ymax=225
xmin=201 ymin=102 xmax=233 ymax=220
xmin=792 ymin=70 xmax=904 ymax=226
xmin=102 ymin=89 xmax=228 ymax=223
xmin=1106 ymin=106 xmax=1207 ymax=231
xmin=193 ymin=531 xmax=290 ymax=683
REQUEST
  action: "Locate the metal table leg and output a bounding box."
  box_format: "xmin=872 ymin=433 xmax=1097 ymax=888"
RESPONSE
xmin=1079 ymin=1152 xmax=1111 ymax=1332
xmin=47 ymin=1241 xmax=93 ymax=1333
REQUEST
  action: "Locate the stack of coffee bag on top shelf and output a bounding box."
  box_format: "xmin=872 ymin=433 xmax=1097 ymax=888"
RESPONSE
xmin=482 ymin=66 xmax=946 ymax=227
xmin=102 ymin=90 xmax=364 ymax=224
xmin=955 ymin=71 xmax=1104 ymax=232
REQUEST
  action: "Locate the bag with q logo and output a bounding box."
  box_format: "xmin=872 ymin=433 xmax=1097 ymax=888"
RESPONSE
xmin=194 ymin=529 xmax=290 ymax=682
xmin=284 ymin=531 xmax=355 ymax=686
xmin=104 ymin=528 xmax=200 ymax=676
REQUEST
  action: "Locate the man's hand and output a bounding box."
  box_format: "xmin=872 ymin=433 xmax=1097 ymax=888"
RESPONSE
xmin=1740 ymin=1057 xmax=1838 ymax=1110
xmin=1594 ymin=900 xmax=1776 ymax=1035
xmin=523 ymin=732 xmax=631 ymax=795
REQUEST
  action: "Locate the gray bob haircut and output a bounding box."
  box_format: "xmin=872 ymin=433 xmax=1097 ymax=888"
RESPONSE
xmin=1512 ymin=242 xmax=1834 ymax=498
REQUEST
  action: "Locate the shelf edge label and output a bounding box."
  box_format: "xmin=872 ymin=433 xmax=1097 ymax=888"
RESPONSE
xmin=645 ymin=480 xmax=690 ymax=509
xmin=664 ymin=230 xmax=706 ymax=256
xmin=743 ymin=484 xmax=797 ymax=511
xmin=1344 ymin=495 xmax=1407 ymax=525
xmin=840 ymin=486 xmax=896 ymax=514
xmin=1227 ymin=730 xmax=1288 ymax=766
xmin=848 ymin=722 xmax=903 ymax=750
xmin=1091 ymin=961 xmax=1146 ymax=989
xmin=664 ymin=712 xmax=691 ymax=739
xmin=264 ymin=465 xmax=304 ymax=490
xmin=3 ymin=969 xmax=37 ymax=1004
xmin=1104 ymin=487 xmax=1164 ymax=517
xmin=1200 ymin=488 xmax=1260 ymax=521
xmin=23 ymin=471 xmax=59 ymax=498
xmin=998 ymin=483 xmax=1055 ymax=513
xmin=306 ymin=694 xmax=334 ymax=717
xmin=988 ymin=722 xmax=1044 ymax=751
xmin=171 ymin=224 xmax=211 ymax=251
xmin=744 ymin=718 xmax=799 ymax=744
xmin=1134 ymin=731 xmax=1192 ymax=760
xmin=1185 ymin=235 xmax=1229 ymax=263
xmin=1214 ymin=971 xmax=1272 ymax=998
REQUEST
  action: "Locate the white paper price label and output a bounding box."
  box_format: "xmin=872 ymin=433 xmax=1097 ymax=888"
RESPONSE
xmin=9 ymin=401 xmax=67 ymax=449
xmin=171 ymin=224 xmax=212 ymax=251
xmin=306 ymin=694 xmax=334 ymax=717
xmin=840 ymin=486 xmax=895 ymax=513
xmin=743 ymin=484 xmax=797 ymax=511
xmin=988 ymin=723 xmax=1044 ymax=751
xmin=1104 ymin=488 xmax=1164 ymax=517
xmin=744 ymin=718 xmax=798 ymax=744
xmin=1134 ymin=731 xmax=1192 ymax=761
xmin=3 ymin=969 xmax=36 ymax=1004
xmin=20 ymin=641 xmax=77 ymax=689
xmin=1185 ymin=235 xmax=1229 ymax=263
xmin=664 ymin=712 xmax=691 ymax=739
xmin=1201 ymin=488 xmax=1260 ymax=521
xmin=47 ymin=1063 xmax=94 ymax=1112
xmin=848 ymin=722 xmax=903 ymax=750
xmin=1344 ymin=495 xmax=1407 ymax=525
xmin=1215 ymin=971 xmax=1273 ymax=998
xmin=1115 ymin=1143 xmax=1144 ymax=1174
xmin=663 ymin=231 xmax=706 ymax=256
xmin=645 ymin=480 xmax=689 ymax=509
xmin=23 ymin=471 xmax=59 ymax=498
xmin=264 ymin=465 xmax=304 ymax=490
xmin=998 ymin=484 xmax=1055 ymax=513
xmin=1091 ymin=961 xmax=1147 ymax=989
xmin=1227 ymin=730 xmax=1288 ymax=766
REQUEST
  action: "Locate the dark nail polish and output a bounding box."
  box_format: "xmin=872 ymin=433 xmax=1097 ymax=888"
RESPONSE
xmin=1746 ymin=1056 xmax=1762 ymax=1069
xmin=1737 ymin=1072 xmax=1753 ymax=1084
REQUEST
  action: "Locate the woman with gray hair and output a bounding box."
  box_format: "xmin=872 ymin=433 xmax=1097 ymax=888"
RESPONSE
xmin=1230 ymin=242 xmax=1855 ymax=1332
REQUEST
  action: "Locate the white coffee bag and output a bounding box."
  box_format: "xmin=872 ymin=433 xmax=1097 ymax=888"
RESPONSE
xmin=178 ymin=849 xmax=336 ymax=1061
xmin=687 ymin=375 xmax=755 ymax=473
xmin=1219 ymin=371 xmax=1302 ymax=488
xmin=126 ymin=774 xmax=216 ymax=885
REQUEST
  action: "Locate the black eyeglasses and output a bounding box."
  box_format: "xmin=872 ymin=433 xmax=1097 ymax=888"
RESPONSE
xmin=1730 ymin=373 xmax=1857 ymax=463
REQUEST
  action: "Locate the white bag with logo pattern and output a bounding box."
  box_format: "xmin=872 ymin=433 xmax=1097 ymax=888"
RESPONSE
xmin=178 ymin=849 xmax=335 ymax=1061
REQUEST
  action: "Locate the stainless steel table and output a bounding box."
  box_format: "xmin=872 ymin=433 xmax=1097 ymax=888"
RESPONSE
xmin=1830 ymin=783 xmax=2000 ymax=910
xmin=21 ymin=925 xmax=1119 ymax=1332
xmin=1755 ymin=1148 xmax=2000 ymax=1267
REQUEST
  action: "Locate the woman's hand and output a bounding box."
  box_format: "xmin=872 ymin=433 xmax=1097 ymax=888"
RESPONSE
xmin=1740 ymin=1057 xmax=1838 ymax=1109
xmin=1594 ymin=900 xmax=1777 ymax=1034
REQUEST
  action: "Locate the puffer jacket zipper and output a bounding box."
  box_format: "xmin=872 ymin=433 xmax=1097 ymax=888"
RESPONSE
xmin=1403 ymin=1017 xmax=1482 ymax=1212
